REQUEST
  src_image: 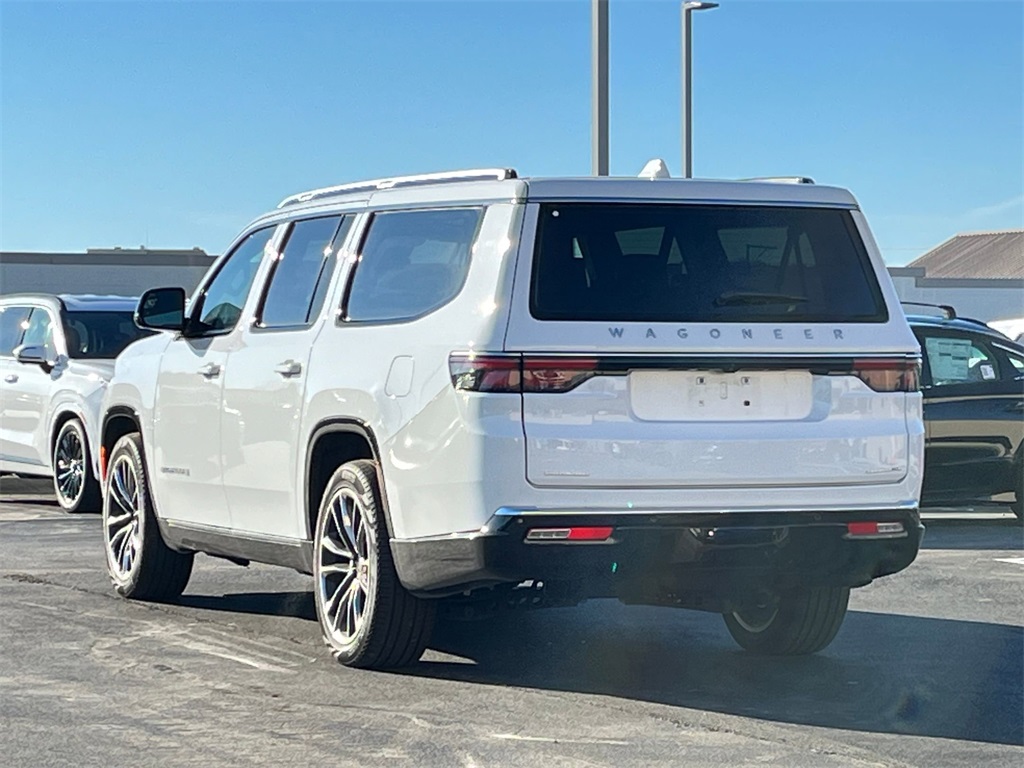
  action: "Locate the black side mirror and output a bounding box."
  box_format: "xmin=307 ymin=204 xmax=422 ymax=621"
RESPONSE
xmin=15 ymin=344 xmax=51 ymax=366
xmin=136 ymin=287 xmax=187 ymax=332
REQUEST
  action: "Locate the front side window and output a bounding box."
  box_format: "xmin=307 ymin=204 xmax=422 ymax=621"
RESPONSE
xmin=923 ymin=334 xmax=999 ymax=386
xmin=194 ymin=226 xmax=276 ymax=333
xmin=20 ymin=308 xmax=56 ymax=358
xmin=259 ymin=215 xmax=348 ymax=328
xmin=63 ymin=312 xmax=154 ymax=359
xmin=531 ymin=203 xmax=886 ymax=323
xmin=0 ymin=305 xmax=31 ymax=357
xmin=345 ymin=208 xmax=482 ymax=323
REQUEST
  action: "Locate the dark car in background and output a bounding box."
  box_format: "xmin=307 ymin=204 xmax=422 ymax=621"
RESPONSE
xmin=907 ymin=305 xmax=1024 ymax=519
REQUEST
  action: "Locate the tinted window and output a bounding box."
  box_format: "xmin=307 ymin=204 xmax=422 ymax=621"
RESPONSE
xmin=996 ymin=344 xmax=1024 ymax=378
xmin=531 ymin=204 xmax=886 ymax=323
xmin=923 ymin=334 xmax=999 ymax=386
xmin=345 ymin=208 xmax=482 ymax=323
xmin=260 ymin=216 xmax=347 ymax=328
xmin=0 ymin=305 xmax=30 ymax=356
xmin=20 ymin=308 xmax=56 ymax=358
xmin=195 ymin=227 xmax=275 ymax=333
xmin=63 ymin=311 xmax=154 ymax=359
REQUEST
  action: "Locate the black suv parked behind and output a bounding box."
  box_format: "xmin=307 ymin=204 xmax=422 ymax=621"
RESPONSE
xmin=907 ymin=304 xmax=1024 ymax=518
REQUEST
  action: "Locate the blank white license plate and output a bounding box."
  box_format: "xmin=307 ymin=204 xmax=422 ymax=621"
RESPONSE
xmin=628 ymin=370 xmax=813 ymax=422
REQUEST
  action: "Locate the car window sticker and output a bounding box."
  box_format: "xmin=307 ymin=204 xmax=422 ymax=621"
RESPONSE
xmin=924 ymin=336 xmax=972 ymax=382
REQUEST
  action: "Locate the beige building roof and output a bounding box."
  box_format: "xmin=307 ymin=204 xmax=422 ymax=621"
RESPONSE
xmin=907 ymin=230 xmax=1024 ymax=279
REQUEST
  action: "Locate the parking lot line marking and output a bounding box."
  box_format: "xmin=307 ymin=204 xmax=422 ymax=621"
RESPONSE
xmin=993 ymin=557 xmax=1024 ymax=566
xmin=491 ymin=734 xmax=630 ymax=746
xmin=176 ymin=638 xmax=296 ymax=672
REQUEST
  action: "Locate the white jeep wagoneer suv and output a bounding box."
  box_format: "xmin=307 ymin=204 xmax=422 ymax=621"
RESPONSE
xmin=99 ymin=168 xmax=925 ymax=669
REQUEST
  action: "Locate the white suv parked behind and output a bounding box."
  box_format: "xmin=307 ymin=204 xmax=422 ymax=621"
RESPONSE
xmin=99 ymin=168 xmax=925 ymax=669
xmin=0 ymin=294 xmax=149 ymax=512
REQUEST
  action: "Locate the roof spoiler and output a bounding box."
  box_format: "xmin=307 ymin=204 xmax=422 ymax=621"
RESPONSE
xmin=740 ymin=176 xmax=816 ymax=184
xmin=900 ymin=301 xmax=957 ymax=319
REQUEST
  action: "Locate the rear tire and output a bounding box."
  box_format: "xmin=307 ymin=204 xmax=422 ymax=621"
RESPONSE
xmin=724 ymin=587 xmax=850 ymax=655
xmin=52 ymin=419 xmax=101 ymax=513
xmin=102 ymin=432 xmax=193 ymax=601
xmin=313 ymin=460 xmax=434 ymax=669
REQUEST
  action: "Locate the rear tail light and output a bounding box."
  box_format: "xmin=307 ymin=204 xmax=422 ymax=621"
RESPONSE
xmin=448 ymin=354 xmax=521 ymax=393
xmin=450 ymin=354 xmax=921 ymax=394
xmin=449 ymin=353 xmax=598 ymax=393
xmin=851 ymin=359 xmax=920 ymax=392
xmin=523 ymin=357 xmax=598 ymax=392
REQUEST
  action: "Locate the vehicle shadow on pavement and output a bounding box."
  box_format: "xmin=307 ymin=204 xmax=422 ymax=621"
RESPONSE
xmin=920 ymin=519 xmax=1023 ymax=551
xmin=415 ymin=602 xmax=1024 ymax=747
xmin=177 ymin=591 xmax=317 ymax=621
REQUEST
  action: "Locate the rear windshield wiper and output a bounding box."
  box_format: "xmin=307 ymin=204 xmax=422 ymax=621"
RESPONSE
xmin=714 ymin=291 xmax=809 ymax=307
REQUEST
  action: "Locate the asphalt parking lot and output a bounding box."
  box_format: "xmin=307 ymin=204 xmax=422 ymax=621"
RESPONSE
xmin=1 ymin=476 xmax=1021 ymax=768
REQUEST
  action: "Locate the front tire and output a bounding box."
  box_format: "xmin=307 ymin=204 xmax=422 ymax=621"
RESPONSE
xmin=724 ymin=587 xmax=850 ymax=655
xmin=102 ymin=432 xmax=193 ymax=601
xmin=313 ymin=460 xmax=434 ymax=669
xmin=53 ymin=419 xmax=101 ymax=513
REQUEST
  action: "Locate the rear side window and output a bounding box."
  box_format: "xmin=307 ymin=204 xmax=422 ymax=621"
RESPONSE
xmin=259 ymin=215 xmax=350 ymax=328
xmin=998 ymin=344 xmax=1024 ymax=378
xmin=0 ymin=305 xmax=30 ymax=356
xmin=345 ymin=208 xmax=482 ymax=323
xmin=63 ymin=311 xmax=154 ymax=359
xmin=922 ymin=334 xmax=999 ymax=386
xmin=531 ymin=203 xmax=887 ymax=323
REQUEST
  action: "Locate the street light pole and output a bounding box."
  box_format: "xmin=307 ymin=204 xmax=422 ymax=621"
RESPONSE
xmin=592 ymin=0 xmax=609 ymax=176
xmin=681 ymin=1 xmax=718 ymax=178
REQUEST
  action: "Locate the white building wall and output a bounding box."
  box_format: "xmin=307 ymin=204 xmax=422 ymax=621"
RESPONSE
xmin=0 ymin=263 xmax=211 ymax=296
xmin=0 ymin=251 xmax=214 ymax=298
xmin=889 ymin=269 xmax=1024 ymax=323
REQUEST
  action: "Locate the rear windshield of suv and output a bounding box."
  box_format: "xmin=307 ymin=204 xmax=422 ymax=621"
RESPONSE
xmin=530 ymin=203 xmax=887 ymax=323
xmin=63 ymin=311 xmax=153 ymax=359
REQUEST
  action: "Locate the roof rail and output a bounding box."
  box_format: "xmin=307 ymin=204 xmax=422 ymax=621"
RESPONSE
xmin=740 ymin=176 xmax=815 ymax=184
xmin=900 ymin=301 xmax=957 ymax=319
xmin=277 ymin=167 xmax=519 ymax=208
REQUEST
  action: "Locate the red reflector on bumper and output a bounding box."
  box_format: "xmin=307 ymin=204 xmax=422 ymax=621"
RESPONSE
xmin=525 ymin=526 xmax=614 ymax=542
xmin=566 ymin=526 xmax=614 ymax=541
xmin=846 ymin=521 xmax=905 ymax=538
xmin=847 ymin=521 xmax=879 ymax=536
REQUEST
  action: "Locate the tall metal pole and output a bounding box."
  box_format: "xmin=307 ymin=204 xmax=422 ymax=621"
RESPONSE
xmin=681 ymin=2 xmax=718 ymax=178
xmin=681 ymin=7 xmax=693 ymax=178
xmin=591 ymin=0 xmax=609 ymax=176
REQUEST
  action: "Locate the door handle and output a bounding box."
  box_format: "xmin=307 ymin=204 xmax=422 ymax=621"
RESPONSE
xmin=1007 ymin=401 xmax=1024 ymax=413
xmin=197 ymin=363 xmax=221 ymax=379
xmin=3 ymin=374 xmax=17 ymax=384
xmin=274 ymin=360 xmax=302 ymax=378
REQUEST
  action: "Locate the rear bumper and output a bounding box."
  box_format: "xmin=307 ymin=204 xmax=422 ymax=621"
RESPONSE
xmin=391 ymin=507 xmax=923 ymax=601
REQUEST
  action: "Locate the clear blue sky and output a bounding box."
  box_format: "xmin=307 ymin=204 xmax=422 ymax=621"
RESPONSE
xmin=2 ymin=0 xmax=1021 ymax=265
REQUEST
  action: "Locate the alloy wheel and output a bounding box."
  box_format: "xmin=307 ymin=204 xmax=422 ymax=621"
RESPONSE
xmin=106 ymin=454 xmax=142 ymax=578
xmin=318 ymin=488 xmax=375 ymax=646
xmin=54 ymin=427 xmax=86 ymax=505
xmin=731 ymin=602 xmax=779 ymax=633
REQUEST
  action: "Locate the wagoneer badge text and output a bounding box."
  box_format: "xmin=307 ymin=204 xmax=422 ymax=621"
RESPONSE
xmin=608 ymin=327 xmax=847 ymax=340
